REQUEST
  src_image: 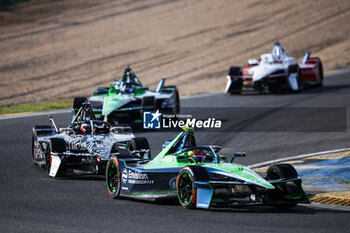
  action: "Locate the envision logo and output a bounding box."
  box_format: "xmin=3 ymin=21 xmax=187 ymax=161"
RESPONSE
xmin=121 ymin=168 xmax=149 ymax=184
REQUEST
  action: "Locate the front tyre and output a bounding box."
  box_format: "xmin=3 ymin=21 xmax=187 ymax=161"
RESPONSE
xmin=129 ymin=137 xmax=151 ymax=159
xmin=106 ymin=158 xmax=121 ymax=199
xmin=266 ymin=163 xmax=299 ymax=209
xmin=31 ymin=134 xmax=39 ymax=166
xmin=176 ymin=166 xmax=209 ymax=209
xmin=316 ymin=57 xmax=323 ymax=87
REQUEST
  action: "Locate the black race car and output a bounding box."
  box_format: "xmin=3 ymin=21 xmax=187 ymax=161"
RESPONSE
xmin=31 ymin=103 xmax=150 ymax=177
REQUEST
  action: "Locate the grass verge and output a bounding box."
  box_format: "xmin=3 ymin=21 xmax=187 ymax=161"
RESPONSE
xmin=0 ymin=99 xmax=71 ymax=116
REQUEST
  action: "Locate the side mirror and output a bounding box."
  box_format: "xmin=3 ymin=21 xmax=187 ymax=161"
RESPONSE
xmin=156 ymin=77 xmax=166 ymax=92
xmin=230 ymin=152 xmax=246 ymax=163
xmin=302 ymin=52 xmax=311 ymax=64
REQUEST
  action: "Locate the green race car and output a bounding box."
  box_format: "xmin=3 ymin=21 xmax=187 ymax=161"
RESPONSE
xmin=106 ymin=127 xmax=310 ymax=209
xmin=73 ymin=66 xmax=180 ymax=124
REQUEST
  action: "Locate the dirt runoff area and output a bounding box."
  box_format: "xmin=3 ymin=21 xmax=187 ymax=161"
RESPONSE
xmin=0 ymin=0 xmax=350 ymax=106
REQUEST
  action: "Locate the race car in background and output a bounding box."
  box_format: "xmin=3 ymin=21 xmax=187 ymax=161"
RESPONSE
xmin=31 ymin=102 xmax=150 ymax=177
xmin=106 ymin=127 xmax=309 ymax=209
xmin=73 ymin=66 xmax=180 ymax=125
xmin=225 ymin=41 xmax=323 ymax=94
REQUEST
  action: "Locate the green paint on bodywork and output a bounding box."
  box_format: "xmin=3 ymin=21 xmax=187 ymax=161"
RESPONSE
xmin=284 ymin=194 xmax=304 ymax=200
xmin=143 ymin=131 xmax=275 ymax=189
xmin=98 ymin=89 xmax=164 ymax=116
xmin=102 ymin=94 xmax=131 ymax=115
xmin=148 ymin=132 xmax=185 ymax=164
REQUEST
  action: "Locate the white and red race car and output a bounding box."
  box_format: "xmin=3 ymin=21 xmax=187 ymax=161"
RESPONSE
xmin=225 ymin=41 xmax=323 ymax=94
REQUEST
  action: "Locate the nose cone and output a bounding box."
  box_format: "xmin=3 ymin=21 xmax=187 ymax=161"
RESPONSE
xmin=206 ymin=164 xmax=275 ymax=189
xmin=240 ymin=167 xmax=275 ymax=189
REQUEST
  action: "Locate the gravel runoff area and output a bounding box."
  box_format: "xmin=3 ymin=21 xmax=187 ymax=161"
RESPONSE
xmin=0 ymin=0 xmax=350 ymax=106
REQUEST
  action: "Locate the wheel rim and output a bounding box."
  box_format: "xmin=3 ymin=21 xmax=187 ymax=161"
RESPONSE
xmin=178 ymin=171 xmax=194 ymax=206
xmin=107 ymin=162 xmax=120 ymax=194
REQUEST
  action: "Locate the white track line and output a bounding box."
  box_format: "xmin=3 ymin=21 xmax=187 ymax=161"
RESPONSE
xmin=248 ymin=147 xmax=350 ymax=169
xmin=0 ymin=109 xmax=70 ymax=120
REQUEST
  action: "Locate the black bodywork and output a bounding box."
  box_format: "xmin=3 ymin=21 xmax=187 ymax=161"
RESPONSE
xmin=31 ymin=103 xmax=149 ymax=177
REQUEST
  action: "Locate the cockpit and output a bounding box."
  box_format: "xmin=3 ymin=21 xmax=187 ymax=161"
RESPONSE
xmin=162 ymin=128 xmax=225 ymax=164
xmin=174 ymin=146 xmax=223 ymax=163
xmin=118 ymin=66 xmax=143 ymax=93
xmin=271 ymin=41 xmax=291 ymax=63
xmin=69 ymin=102 xmax=110 ymax=135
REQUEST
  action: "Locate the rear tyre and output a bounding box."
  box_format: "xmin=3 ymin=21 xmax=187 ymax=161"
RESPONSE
xmin=316 ymin=57 xmax=323 ymax=87
xmin=106 ymin=158 xmax=121 ymax=199
xmin=176 ymin=166 xmax=209 ymax=209
xmin=31 ymin=134 xmax=38 ymax=166
xmin=160 ymin=85 xmax=180 ymax=115
xmin=32 ymin=125 xmax=53 ymax=166
xmin=228 ymin=66 xmax=242 ymax=76
xmin=129 ymin=137 xmax=151 ymax=159
xmin=142 ymin=96 xmax=155 ymax=109
xmin=72 ymin=97 xmax=88 ymax=110
xmin=266 ymin=163 xmax=299 ymax=209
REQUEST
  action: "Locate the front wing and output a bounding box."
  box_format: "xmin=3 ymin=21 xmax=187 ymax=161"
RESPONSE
xmin=194 ymin=177 xmax=310 ymax=209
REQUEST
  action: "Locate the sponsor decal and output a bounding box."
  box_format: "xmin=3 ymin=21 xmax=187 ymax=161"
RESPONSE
xmin=132 ymin=190 xmax=177 ymax=195
xmin=143 ymin=110 xmax=161 ymax=129
xmin=163 ymin=117 xmax=221 ymax=129
xmin=122 ymin=168 xmax=154 ymax=184
xmin=128 ymin=179 xmax=154 ymax=184
xmin=128 ymin=170 xmax=149 ymax=180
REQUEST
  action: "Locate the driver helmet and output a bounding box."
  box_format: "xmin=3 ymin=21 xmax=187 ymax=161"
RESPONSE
xmin=188 ymin=151 xmax=195 ymax=156
xmin=121 ymin=82 xmax=134 ymax=93
xmin=188 ymin=150 xmax=206 ymax=163
xmin=80 ymin=123 xmax=91 ymax=134
xmin=271 ymin=41 xmax=289 ymax=63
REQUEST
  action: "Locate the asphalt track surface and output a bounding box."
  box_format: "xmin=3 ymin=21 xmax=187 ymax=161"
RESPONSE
xmin=1 ymin=71 xmax=350 ymax=232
